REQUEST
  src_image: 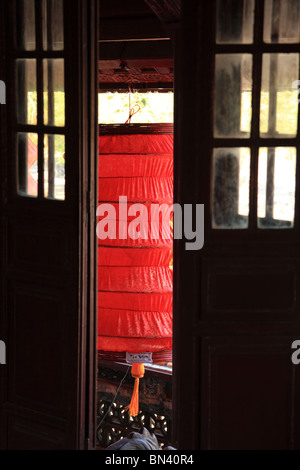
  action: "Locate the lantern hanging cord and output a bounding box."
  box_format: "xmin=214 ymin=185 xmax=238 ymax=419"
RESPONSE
xmin=98 ymin=365 xmax=131 ymax=428
xmin=125 ymin=84 xmax=141 ymax=123
xmin=125 ymin=104 xmax=141 ymax=124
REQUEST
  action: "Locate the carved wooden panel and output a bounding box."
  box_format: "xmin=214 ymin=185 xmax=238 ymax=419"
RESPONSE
xmin=97 ymin=400 xmax=171 ymax=449
xmin=98 ymin=66 xmax=173 ymax=84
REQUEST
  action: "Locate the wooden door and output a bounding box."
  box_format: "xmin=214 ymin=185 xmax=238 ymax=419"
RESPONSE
xmin=173 ymin=0 xmax=300 ymax=450
xmin=0 ymin=0 xmax=98 ymax=449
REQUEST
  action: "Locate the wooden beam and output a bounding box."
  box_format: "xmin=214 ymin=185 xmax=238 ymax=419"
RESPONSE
xmin=144 ymin=0 xmax=181 ymax=23
xmin=98 ymin=69 xmax=173 ymax=84
xmin=100 ymin=0 xmax=156 ymax=20
xmin=125 ymin=58 xmax=173 ymax=68
xmin=99 ymin=17 xmax=169 ymax=41
xmin=99 ymin=40 xmax=173 ymax=61
xmin=98 ymin=59 xmax=121 ymax=69
xmin=98 ymin=82 xmax=173 ymax=92
xmin=154 ymin=66 xmax=171 ymax=75
xmin=98 ymin=59 xmax=174 ymax=84
xmin=99 ymin=59 xmax=173 ymax=71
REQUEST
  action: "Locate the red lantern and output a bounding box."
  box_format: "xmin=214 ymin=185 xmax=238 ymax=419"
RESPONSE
xmin=97 ymin=125 xmax=173 ymax=416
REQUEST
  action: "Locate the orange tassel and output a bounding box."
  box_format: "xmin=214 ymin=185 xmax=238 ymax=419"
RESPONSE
xmin=125 ymin=363 xmax=145 ymax=417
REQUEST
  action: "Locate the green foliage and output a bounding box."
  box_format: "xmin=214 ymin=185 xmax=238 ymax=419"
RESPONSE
xmin=98 ymin=92 xmax=174 ymax=124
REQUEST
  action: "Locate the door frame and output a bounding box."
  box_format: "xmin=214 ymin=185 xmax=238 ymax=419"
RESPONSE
xmin=0 ymin=0 xmax=98 ymax=450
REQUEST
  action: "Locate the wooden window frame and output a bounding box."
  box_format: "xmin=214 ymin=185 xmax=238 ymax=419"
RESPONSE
xmin=210 ymin=0 xmax=300 ymax=238
xmin=13 ymin=0 xmax=66 ymax=201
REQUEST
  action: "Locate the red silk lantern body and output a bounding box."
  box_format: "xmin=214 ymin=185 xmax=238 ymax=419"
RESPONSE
xmin=97 ymin=130 xmax=173 ymax=360
xmin=27 ymin=136 xmax=38 ymax=196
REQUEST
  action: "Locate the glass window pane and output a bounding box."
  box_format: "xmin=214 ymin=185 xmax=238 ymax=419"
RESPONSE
xmin=214 ymin=54 xmax=253 ymax=138
xmin=216 ymin=0 xmax=255 ymax=44
xmin=258 ymin=147 xmax=296 ymax=228
xmin=17 ymin=59 xmax=37 ymax=125
xmin=17 ymin=133 xmax=38 ymax=197
xmin=43 ymin=59 xmax=65 ymax=127
xmin=42 ymin=0 xmax=64 ymax=51
xmin=44 ymin=134 xmax=65 ymax=200
xmin=212 ymin=148 xmax=250 ymax=229
xmin=16 ymin=0 xmax=36 ymax=50
xmin=264 ymin=0 xmax=300 ymax=44
xmin=260 ymin=54 xmax=299 ymax=137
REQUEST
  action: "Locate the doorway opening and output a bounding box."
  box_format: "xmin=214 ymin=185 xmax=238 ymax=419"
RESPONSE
xmin=96 ymin=1 xmax=175 ymax=449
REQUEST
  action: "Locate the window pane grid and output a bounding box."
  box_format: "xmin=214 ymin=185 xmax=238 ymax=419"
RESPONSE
xmin=212 ymin=0 xmax=299 ymax=230
xmin=15 ymin=0 xmax=65 ymax=201
xmin=257 ymin=147 xmax=297 ymax=228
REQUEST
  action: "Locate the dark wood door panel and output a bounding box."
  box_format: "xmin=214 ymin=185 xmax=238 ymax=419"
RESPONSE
xmin=0 ymin=0 xmax=98 ymax=449
xmin=201 ymin=336 xmax=298 ymax=450
xmin=174 ymin=0 xmax=300 ymax=450
xmin=7 ymin=280 xmax=68 ymax=416
xmin=4 ymin=215 xmax=72 ymax=276
xmin=202 ymin=257 xmax=299 ymax=320
xmin=6 ymin=414 xmax=67 ymax=450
